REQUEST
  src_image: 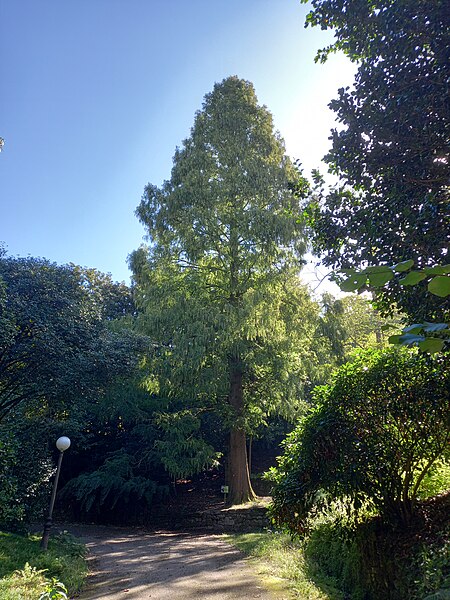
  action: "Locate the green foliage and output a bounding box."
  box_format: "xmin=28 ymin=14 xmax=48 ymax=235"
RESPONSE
xmin=0 ymin=437 xmax=24 ymax=529
xmin=269 ymin=349 xmax=450 ymax=529
xmin=338 ymin=261 xmax=450 ymax=353
xmin=233 ymin=496 xmax=450 ymax=600
xmin=58 ymin=370 xmax=222 ymax=523
xmin=131 ymin=76 xmax=317 ymax=503
xmin=0 ymin=254 xmax=149 ymax=527
xmin=304 ymin=506 xmax=367 ymax=599
xmin=0 ymin=531 xmax=86 ymax=600
xmin=0 ymin=421 xmax=53 ymax=531
xmin=70 ymin=264 xmax=136 ymax=320
xmin=60 ymin=449 xmax=168 ymax=517
xmin=315 ymin=294 xmax=398 ymax=370
xmin=303 ymin=0 xmax=449 ymax=322
xmin=0 ymin=563 xmax=48 ymax=600
xmin=154 ymin=410 xmax=221 ymax=479
xmin=304 ymin=504 xmax=450 ymax=600
xmin=0 ymin=255 xmax=145 ymax=421
xmin=38 ymin=577 xmax=68 ymax=600
xmin=414 ymin=537 xmax=450 ymax=600
xmin=417 ymin=460 xmax=450 ymax=500
xmin=58 ymin=373 xmax=220 ymax=522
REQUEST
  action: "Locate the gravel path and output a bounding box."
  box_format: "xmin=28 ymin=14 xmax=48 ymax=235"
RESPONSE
xmin=66 ymin=524 xmax=281 ymax=600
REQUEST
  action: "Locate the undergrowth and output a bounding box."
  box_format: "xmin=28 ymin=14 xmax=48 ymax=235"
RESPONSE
xmin=229 ymin=492 xmax=450 ymax=600
xmin=228 ymin=530 xmax=343 ymax=599
xmin=0 ymin=530 xmax=87 ymax=599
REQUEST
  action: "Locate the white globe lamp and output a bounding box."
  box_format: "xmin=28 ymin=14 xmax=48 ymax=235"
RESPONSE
xmin=56 ymin=436 xmax=71 ymax=452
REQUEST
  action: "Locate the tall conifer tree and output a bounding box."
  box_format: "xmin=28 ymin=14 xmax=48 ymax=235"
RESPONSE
xmin=131 ymin=77 xmax=313 ymax=504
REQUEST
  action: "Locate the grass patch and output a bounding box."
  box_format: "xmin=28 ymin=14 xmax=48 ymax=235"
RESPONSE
xmin=0 ymin=530 xmax=87 ymax=599
xmin=417 ymin=459 xmax=450 ymax=500
xmin=230 ymin=493 xmax=450 ymax=600
xmin=228 ymin=531 xmax=344 ymax=599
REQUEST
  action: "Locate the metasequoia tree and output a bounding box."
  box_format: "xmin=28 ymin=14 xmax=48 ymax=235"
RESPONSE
xmin=131 ymin=76 xmax=313 ymax=504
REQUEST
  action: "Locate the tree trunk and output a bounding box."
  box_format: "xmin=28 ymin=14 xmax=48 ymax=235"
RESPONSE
xmin=227 ymin=362 xmax=256 ymax=505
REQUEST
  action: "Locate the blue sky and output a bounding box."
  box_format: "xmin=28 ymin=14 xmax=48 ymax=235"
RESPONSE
xmin=0 ymin=0 xmax=354 ymax=285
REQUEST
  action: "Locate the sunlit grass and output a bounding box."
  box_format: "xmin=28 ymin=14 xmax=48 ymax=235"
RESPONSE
xmin=228 ymin=531 xmax=344 ymax=600
xmin=417 ymin=459 xmax=450 ymax=500
xmin=0 ymin=531 xmax=87 ymax=600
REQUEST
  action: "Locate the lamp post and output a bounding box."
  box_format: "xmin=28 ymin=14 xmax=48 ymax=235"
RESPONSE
xmin=40 ymin=436 xmax=71 ymax=551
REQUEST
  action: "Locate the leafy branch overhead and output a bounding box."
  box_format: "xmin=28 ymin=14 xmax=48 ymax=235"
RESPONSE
xmin=339 ymin=261 xmax=450 ymax=353
xmin=300 ymin=0 xmax=449 ymax=324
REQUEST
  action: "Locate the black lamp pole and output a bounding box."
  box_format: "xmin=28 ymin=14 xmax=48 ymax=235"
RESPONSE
xmin=40 ymin=436 xmax=71 ymax=551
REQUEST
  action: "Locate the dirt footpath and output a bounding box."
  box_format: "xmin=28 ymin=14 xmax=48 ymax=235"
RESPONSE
xmin=67 ymin=525 xmax=281 ymax=600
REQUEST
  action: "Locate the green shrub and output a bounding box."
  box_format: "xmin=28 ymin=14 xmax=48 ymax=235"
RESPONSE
xmin=38 ymin=577 xmax=68 ymax=600
xmin=0 ymin=422 xmax=53 ymax=532
xmin=304 ymin=510 xmax=366 ymax=599
xmin=304 ymin=510 xmax=450 ymax=600
xmin=0 ymin=438 xmax=24 ymax=529
xmin=153 ymin=409 xmax=222 ymax=479
xmin=269 ymin=349 xmax=449 ymax=530
xmin=232 ymin=494 xmax=449 ymax=600
xmin=0 ymin=563 xmax=48 ymax=600
xmin=413 ymin=536 xmax=450 ymax=599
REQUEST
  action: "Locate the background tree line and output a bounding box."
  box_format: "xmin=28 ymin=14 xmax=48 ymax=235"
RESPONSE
xmin=0 ymin=243 xmax=393 ymax=529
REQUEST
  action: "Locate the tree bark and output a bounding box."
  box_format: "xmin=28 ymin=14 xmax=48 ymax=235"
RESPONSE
xmin=227 ymin=361 xmax=256 ymax=505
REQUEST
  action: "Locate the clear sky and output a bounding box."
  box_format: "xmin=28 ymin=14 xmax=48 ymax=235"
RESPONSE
xmin=0 ymin=0 xmax=355 ymax=286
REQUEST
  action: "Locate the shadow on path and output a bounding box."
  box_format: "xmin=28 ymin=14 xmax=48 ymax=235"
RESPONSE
xmin=65 ymin=524 xmax=279 ymax=600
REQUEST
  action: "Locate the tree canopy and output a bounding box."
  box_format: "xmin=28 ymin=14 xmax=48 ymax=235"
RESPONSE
xmin=0 ymin=256 xmax=143 ymax=422
xmin=0 ymin=254 xmax=151 ymax=529
xmin=304 ymin=0 xmax=449 ymax=321
xmin=131 ymin=76 xmax=315 ymax=504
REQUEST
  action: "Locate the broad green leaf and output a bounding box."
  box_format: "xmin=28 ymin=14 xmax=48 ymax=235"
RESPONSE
xmin=423 ymin=264 xmax=450 ymax=275
xmin=380 ymin=324 xmax=397 ymax=331
xmin=418 ymin=338 xmax=445 ymax=354
xmin=422 ymin=322 xmax=449 ymax=333
xmin=388 ymin=335 xmax=401 ymax=344
xmin=428 ymin=275 xmax=450 ymax=297
xmin=363 ymin=266 xmax=392 ymax=274
xmin=397 ymin=333 xmax=426 ymax=345
xmin=368 ymin=270 xmax=394 ymax=286
xmin=398 ymin=271 xmax=427 ymax=286
xmin=402 ymin=324 xmax=424 ymax=334
xmin=392 ymin=260 xmax=414 ymax=272
xmin=339 ymin=274 xmax=366 ymax=292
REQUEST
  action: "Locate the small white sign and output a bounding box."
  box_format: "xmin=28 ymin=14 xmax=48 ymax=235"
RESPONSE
xmin=221 ymin=485 xmax=229 ymax=494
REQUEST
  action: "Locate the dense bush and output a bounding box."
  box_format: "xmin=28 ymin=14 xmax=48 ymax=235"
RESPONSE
xmin=304 ymin=496 xmax=450 ymax=600
xmin=269 ymin=348 xmax=449 ymax=530
xmin=0 ymin=419 xmax=54 ymax=531
xmin=58 ymin=379 xmax=221 ymax=523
